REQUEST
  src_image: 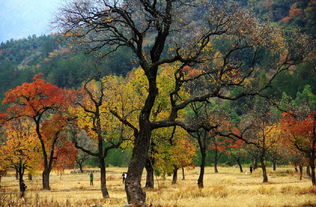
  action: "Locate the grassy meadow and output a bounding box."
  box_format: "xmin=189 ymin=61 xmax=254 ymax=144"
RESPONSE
xmin=1 ymin=166 xmax=316 ymax=207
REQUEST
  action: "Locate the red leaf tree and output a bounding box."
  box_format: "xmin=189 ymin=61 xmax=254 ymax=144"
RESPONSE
xmin=2 ymin=73 xmax=74 ymax=190
xmin=280 ymin=111 xmax=316 ymax=185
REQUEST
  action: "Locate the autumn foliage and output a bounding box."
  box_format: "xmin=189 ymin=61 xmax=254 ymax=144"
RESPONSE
xmin=2 ymin=73 xmax=77 ymax=189
xmin=280 ymin=111 xmax=316 ymax=185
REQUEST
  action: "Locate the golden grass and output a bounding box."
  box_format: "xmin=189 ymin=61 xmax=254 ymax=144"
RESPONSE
xmin=1 ymin=166 xmax=316 ymax=207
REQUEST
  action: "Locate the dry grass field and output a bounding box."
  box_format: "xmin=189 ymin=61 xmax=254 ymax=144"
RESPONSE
xmin=1 ymin=166 xmax=316 ymax=207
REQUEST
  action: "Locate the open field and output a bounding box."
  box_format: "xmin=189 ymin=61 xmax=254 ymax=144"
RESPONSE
xmin=1 ymin=166 xmax=316 ymax=207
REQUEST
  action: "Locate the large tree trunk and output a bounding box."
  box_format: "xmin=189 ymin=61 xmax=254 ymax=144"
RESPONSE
xmin=125 ymin=70 xmax=158 ymax=205
xmin=182 ymin=167 xmax=185 ymax=180
xmin=125 ymin=124 xmax=151 ymax=206
xmin=100 ymin=158 xmax=109 ymax=198
xmin=172 ymin=167 xmax=178 ymax=185
xmin=260 ymin=157 xmax=268 ymax=183
xmin=145 ymin=159 xmax=154 ymax=188
xmin=198 ymin=150 xmax=206 ymax=188
xmin=18 ymin=165 xmax=25 ymax=192
xmin=214 ymin=149 xmax=219 ymax=173
xmin=299 ymin=165 xmax=303 ymax=180
xmin=42 ymin=168 xmax=51 ymax=190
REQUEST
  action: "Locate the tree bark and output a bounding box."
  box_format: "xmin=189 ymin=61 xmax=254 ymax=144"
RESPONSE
xmin=172 ymin=167 xmax=178 ymax=185
xmin=18 ymin=164 xmax=25 ymax=192
xmin=236 ymin=157 xmax=243 ymax=173
xmin=260 ymin=157 xmax=268 ymax=183
xmin=15 ymin=169 xmax=18 ymax=180
xmin=125 ymin=66 xmax=158 ymax=205
xmin=100 ymin=158 xmax=109 ymax=198
xmin=309 ymin=156 xmax=316 ymax=185
xmin=198 ymin=150 xmax=206 ymax=188
xmin=78 ymin=163 xmax=84 ymax=173
xmin=145 ymin=159 xmax=154 ymax=188
xmin=125 ymin=123 xmax=151 ymax=206
xmin=299 ymin=165 xmax=303 ymax=180
xmin=42 ymin=168 xmax=51 ymax=190
xmin=182 ymin=167 xmax=185 ymax=180
xmin=214 ymin=149 xmax=219 ymax=173
xmin=272 ymin=160 xmax=276 ymax=171
xmin=312 ymin=166 xmax=316 ymax=185
xmin=307 ymin=166 xmax=311 ymax=177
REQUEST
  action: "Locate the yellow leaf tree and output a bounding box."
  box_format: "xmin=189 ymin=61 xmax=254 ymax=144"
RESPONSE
xmin=0 ymin=118 xmax=41 ymax=191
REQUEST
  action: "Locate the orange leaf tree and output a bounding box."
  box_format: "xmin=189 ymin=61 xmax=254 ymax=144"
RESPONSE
xmin=152 ymin=127 xmax=196 ymax=185
xmin=2 ymin=73 xmax=72 ymax=190
xmin=280 ymin=111 xmax=316 ymax=185
xmin=0 ymin=118 xmax=41 ymax=190
xmin=213 ymin=136 xmax=245 ymax=173
xmin=53 ymin=142 xmax=78 ymax=174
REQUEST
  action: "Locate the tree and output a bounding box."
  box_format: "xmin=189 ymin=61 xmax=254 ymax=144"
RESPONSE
xmin=70 ymin=77 xmax=131 ymax=198
xmin=152 ymin=126 xmax=196 ymax=185
xmin=53 ymin=142 xmax=78 ymax=175
xmin=2 ymin=73 xmax=72 ymax=190
xmin=170 ymin=135 xmax=196 ymax=184
xmin=187 ymin=102 xmax=234 ymax=187
xmin=0 ymin=118 xmax=41 ymax=190
xmin=215 ymin=136 xmax=245 ymax=173
xmin=288 ymin=149 xmax=305 ymax=180
xmin=222 ymin=109 xmax=280 ymax=183
xmin=56 ymin=0 xmax=312 ymax=204
xmin=280 ymin=111 xmax=316 ymax=185
xmin=243 ymin=113 xmax=279 ymax=182
xmin=266 ymin=126 xmax=287 ymax=171
xmin=73 ymin=131 xmax=95 ymax=173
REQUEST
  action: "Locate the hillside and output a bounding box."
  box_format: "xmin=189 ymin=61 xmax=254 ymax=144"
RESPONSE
xmin=0 ymin=0 xmax=315 ymax=109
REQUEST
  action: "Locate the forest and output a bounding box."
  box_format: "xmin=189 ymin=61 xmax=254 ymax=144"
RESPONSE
xmin=0 ymin=0 xmax=316 ymax=206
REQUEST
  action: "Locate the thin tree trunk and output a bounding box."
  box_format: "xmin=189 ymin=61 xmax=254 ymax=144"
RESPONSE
xmin=310 ymin=157 xmax=316 ymax=185
xmin=236 ymin=157 xmax=243 ymax=173
xmin=299 ymin=165 xmax=303 ymax=180
xmin=15 ymin=168 xmax=18 ymax=180
xmin=28 ymin=173 xmax=32 ymax=181
xmin=307 ymin=166 xmax=311 ymax=177
xmin=253 ymin=158 xmax=258 ymax=170
xmin=198 ymin=150 xmax=206 ymax=188
xmin=145 ymin=159 xmax=154 ymax=188
xmin=214 ymin=149 xmax=219 ymax=173
xmin=78 ymin=162 xmax=84 ymax=173
xmin=172 ymin=167 xmax=178 ymax=185
xmin=100 ymin=158 xmax=109 ymax=198
xmin=272 ymin=160 xmax=276 ymax=171
xmin=182 ymin=167 xmax=185 ymax=180
xmin=295 ymin=166 xmax=298 ymax=172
